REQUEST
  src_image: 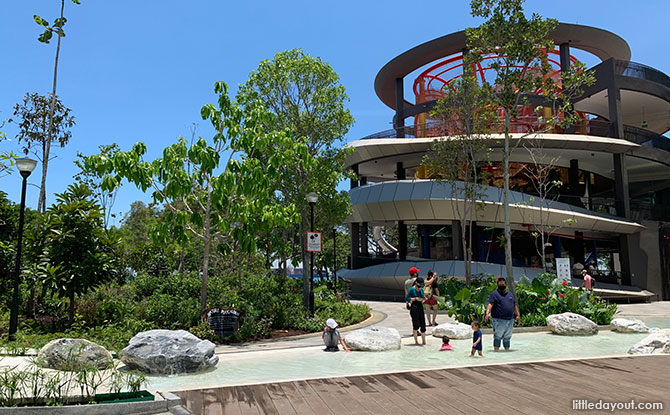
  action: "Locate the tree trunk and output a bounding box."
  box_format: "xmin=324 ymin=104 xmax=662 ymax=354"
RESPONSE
xmin=40 ymin=0 xmax=65 ymax=213
xmin=200 ymin=187 xmax=213 ymax=313
xmin=503 ymin=111 xmax=517 ymax=302
xmin=68 ymin=290 xmax=75 ymax=324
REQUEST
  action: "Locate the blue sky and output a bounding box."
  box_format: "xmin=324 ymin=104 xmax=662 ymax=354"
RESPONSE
xmin=2 ymin=1 xmax=669 ymax=225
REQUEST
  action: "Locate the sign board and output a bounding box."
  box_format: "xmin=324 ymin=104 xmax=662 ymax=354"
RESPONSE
xmin=556 ymin=258 xmax=571 ymax=282
xmin=307 ymin=231 xmax=322 ymax=252
xmin=203 ymin=307 xmax=242 ymax=338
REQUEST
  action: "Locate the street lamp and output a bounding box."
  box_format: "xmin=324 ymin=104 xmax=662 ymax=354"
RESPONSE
xmin=333 ymin=227 xmax=337 ymax=296
xmin=8 ymin=157 xmax=37 ymax=341
xmin=306 ymin=192 xmax=318 ymax=315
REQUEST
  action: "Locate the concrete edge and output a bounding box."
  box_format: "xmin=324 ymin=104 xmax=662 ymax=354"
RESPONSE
xmin=0 ymin=397 xmax=169 ymax=414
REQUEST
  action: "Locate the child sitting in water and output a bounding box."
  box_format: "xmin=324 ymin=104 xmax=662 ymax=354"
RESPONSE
xmin=440 ymin=336 xmax=453 ymax=351
xmin=471 ymin=320 xmax=483 ymax=356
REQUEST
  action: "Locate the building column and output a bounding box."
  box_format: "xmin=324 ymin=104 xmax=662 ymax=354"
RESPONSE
xmin=452 ymin=220 xmax=463 ymax=260
xmin=552 ymin=235 xmax=562 ymax=260
xmin=568 ymin=159 xmax=581 ymax=197
xmin=349 ymin=164 xmax=359 ymax=269
xmin=422 ymin=226 xmax=431 ymax=259
xmin=395 ymin=78 xmax=405 ymax=138
xmin=613 ymin=153 xmax=631 ymax=218
xmin=360 ymin=222 xmax=368 ymax=256
xmin=573 ymin=231 xmax=585 ymax=266
xmin=396 ymin=162 xmax=406 ymax=180
xmin=398 ymin=221 xmax=407 ymax=261
xmin=350 ymin=223 xmax=359 ymax=269
xmin=559 ymin=42 xmax=575 ymax=134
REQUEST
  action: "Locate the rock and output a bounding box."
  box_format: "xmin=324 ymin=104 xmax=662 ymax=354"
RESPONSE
xmin=627 ymin=329 xmax=670 ymax=355
xmin=432 ymin=323 xmax=473 ymax=339
xmin=38 ymin=338 xmax=113 ymax=371
xmin=119 ymin=330 xmax=218 ymax=375
xmin=546 ymin=312 xmax=598 ymax=336
xmin=343 ymin=326 xmax=401 ymax=351
xmin=611 ymin=317 xmax=650 ymax=333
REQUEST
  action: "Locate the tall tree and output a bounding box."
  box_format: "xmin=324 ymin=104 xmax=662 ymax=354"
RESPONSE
xmin=85 ymin=82 xmax=312 ymax=311
xmin=466 ymin=0 xmax=593 ymax=293
xmin=424 ymin=76 xmax=497 ymax=285
xmin=32 ymin=0 xmax=81 ymax=212
xmin=237 ymin=48 xmax=354 ymax=307
xmin=74 ymin=144 xmax=120 ymax=229
xmin=12 ymin=92 xmax=74 ymax=208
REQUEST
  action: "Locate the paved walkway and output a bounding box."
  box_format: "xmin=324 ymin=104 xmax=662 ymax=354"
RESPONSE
xmin=174 ymin=355 xmax=670 ymax=415
xmin=214 ymin=300 xmax=456 ymax=354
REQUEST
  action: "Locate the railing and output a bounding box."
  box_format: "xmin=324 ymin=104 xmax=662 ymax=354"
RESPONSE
xmin=615 ymin=60 xmax=670 ymax=90
xmin=361 ymin=119 xmax=670 ymax=152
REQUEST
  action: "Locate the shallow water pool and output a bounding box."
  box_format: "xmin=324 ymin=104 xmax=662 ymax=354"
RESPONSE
xmin=147 ymin=316 xmax=670 ymax=392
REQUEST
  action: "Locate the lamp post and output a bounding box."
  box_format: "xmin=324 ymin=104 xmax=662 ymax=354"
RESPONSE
xmin=333 ymin=227 xmax=337 ymax=295
xmin=8 ymin=157 xmax=37 ymax=341
xmin=306 ymin=192 xmax=318 ymax=315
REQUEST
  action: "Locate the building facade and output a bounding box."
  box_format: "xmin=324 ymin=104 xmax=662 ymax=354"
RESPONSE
xmin=340 ymin=23 xmax=670 ymax=300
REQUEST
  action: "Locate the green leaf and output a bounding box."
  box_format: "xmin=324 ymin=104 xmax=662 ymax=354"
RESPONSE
xmin=37 ymin=29 xmax=53 ymax=43
xmin=454 ymin=287 xmax=471 ymax=302
xmin=33 ymin=15 xmax=49 ymax=26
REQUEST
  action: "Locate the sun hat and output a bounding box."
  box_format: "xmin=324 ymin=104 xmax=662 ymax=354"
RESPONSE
xmin=409 ymin=266 xmax=420 ymax=275
xmin=326 ymin=318 xmax=338 ymax=329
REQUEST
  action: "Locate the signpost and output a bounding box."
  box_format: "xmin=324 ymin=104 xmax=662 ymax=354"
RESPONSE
xmin=556 ymin=257 xmax=571 ymax=282
xmin=307 ymin=231 xmax=322 ymax=252
xmin=203 ymin=307 xmax=242 ymax=338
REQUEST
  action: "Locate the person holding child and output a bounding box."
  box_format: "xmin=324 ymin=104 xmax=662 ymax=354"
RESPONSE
xmin=405 ymin=277 xmax=427 ymax=345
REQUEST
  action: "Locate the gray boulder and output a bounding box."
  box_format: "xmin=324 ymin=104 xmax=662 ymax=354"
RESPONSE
xmin=628 ymin=329 xmax=670 ymax=355
xmin=119 ymin=330 xmax=218 ymax=375
xmin=611 ymin=317 xmax=649 ymax=333
xmin=38 ymin=338 xmax=113 ymax=371
xmin=546 ymin=312 xmax=598 ymax=336
xmin=343 ymin=326 xmax=401 ymax=351
xmin=432 ymin=322 xmax=472 ymax=339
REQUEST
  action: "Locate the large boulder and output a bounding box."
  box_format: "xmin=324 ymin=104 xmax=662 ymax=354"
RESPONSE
xmin=343 ymin=326 xmax=401 ymax=351
xmin=432 ymin=323 xmax=472 ymax=339
xmin=611 ymin=317 xmax=650 ymax=333
xmin=38 ymin=338 xmax=113 ymax=371
xmin=119 ymin=330 xmax=218 ymax=375
xmin=546 ymin=312 xmax=598 ymax=336
xmin=628 ymin=329 xmax=670 ymax=355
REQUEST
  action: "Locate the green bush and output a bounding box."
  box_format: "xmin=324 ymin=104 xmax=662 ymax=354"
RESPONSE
xmin=438 ymin=273 xmax=617 ymax=327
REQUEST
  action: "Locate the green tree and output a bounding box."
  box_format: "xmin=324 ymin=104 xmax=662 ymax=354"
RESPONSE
xmin=238 ymin=48 xmax=354 ymax=307
xmin=466 ymin=0 xmax=594 ymax=293
xmin=424 ymin=76 xmax=497 ymax=285
xmin=32 ymin=0 xmax=81 ymax=212
xmin=12 ymin=92 xmax=75 ymax=211
xmin=38 ymin=183 xmax=120 ymax=322
xmin=85 ymin=82 xmax=312 ymax=311
xmin=74 ymin=144 xmax=120 ymax=229
xmin=0 ymin=117 xmax=18 ymax=179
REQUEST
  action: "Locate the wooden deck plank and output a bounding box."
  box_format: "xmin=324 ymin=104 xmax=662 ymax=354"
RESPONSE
xmin=174 ymin=355 xmax=670 ymax=415
xmin=234 ymin=386 xmax=262 ymax=415
xmin=263 ymin=384 xmax=297 ymax=415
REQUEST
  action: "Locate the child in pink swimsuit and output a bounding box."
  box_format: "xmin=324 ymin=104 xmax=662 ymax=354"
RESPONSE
xmin=440 ymin=336 xmax=453 ymax=351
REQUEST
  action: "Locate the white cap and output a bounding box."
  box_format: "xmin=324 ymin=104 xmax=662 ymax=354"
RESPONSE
xmin=326 ymin=318 xmax=338 ymax=329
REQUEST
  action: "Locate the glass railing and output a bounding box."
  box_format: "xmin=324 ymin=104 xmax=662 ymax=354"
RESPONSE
xmin=361 ymin=119 xmax=670 ymax=151
xmin=615 ymin=60 xmax=670 ymax=90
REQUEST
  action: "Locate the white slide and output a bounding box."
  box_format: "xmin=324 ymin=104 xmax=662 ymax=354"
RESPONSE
xmin=373 ymin=226 xmax=398 ymax=255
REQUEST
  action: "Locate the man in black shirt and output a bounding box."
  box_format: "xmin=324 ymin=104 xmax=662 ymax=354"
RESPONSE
xmin=484 ymin=277 xmax=520 ymax=351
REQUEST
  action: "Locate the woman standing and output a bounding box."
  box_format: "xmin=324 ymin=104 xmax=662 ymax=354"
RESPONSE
xmin=423 ymin=271 xmax=439 ymax=326
xmin=406 ymin=277 xmax=426 ymax=345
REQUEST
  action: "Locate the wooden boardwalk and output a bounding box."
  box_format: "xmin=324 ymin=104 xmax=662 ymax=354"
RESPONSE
xmin=173 ymin=355 xmax=670 ymax=415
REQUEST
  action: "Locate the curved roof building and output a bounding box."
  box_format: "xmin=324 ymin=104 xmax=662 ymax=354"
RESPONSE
xmin=341 ymin=23 xmax=670 ymax=300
